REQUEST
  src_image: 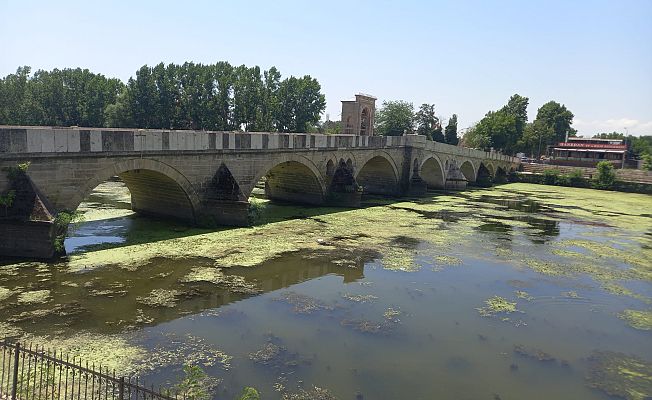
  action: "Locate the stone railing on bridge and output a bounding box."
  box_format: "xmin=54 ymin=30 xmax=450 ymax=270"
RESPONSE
xmin=0 ymin=126 xmax=410 ymax=154
xmin=421 ymin=136 xmax=517 ymax=163
xmin=0 ymin=126 xmax=519 ymax=164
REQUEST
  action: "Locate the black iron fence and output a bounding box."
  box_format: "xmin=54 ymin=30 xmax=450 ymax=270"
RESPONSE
xmin=0 ymin=340 xmax=183 ymax=400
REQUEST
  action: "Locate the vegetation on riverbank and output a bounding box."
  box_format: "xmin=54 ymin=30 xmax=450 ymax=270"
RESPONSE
xmin=513 ymin=161 xmax=652 ymax=194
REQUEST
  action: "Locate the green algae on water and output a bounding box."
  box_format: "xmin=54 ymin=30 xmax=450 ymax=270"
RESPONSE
xmin=0 ymin=286 xmax=13 ymax=302
xmin=586 ymin=351 xmax=652 ymax=400
xmin=515 ymin=291 xmax=534 ymax=301
xmin=181 ymin=267 xmax=260 ymax=294
xmin=383 ymin=307 xmax=402 ymax=322
xmin=477 ymin=296 xmax=517 ymax=317
xmin=619 ymin=309 xmax=652 ymax=331
xmin=273 ymin=291 xmax=334 ymax=314
xmin=341 ymin=293 xmax=378 ymax=303
xmin=17 ymin=289 xmax=51 ymax=304
xmin=136 ymin=289 xmax=182 ymax=308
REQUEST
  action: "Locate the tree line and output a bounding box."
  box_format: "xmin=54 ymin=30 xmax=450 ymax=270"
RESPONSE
xmin=462 ymin=94 xmax=652 ymax=159
xmin=462 ymin=94 xmax=576 ymax=156
xmin=0 ymin=63 xmax=326 ymax=133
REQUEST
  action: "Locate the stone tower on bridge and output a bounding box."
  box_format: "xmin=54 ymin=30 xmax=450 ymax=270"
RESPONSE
xmin=341 ymin=94 xmax=376 ymax=136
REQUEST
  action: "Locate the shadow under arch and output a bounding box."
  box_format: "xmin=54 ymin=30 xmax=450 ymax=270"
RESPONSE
xmin=476 ymin=162 xmax=494 ymax=187
xmin=484 ymin=162 xmax=496 ymax=178
xmin=250 ymin=155 xmax=326 ymax=205
xmin=356 ymin=152 xmax=399 ymax=195
xmin=459 ymin=160 xmax=476 ymax=183
xmin=69 ymin=158 xmax=201 ymax=223
xmin=420 ymin=156 xmax=446 ymax=189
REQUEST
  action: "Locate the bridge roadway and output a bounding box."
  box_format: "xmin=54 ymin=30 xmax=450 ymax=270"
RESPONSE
xmin=0 ymin=126 xmax=518 ymax=258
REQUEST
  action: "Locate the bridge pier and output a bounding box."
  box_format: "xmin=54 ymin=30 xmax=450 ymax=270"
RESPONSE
xmin=198 ymin=200 xmax=250 ymax=227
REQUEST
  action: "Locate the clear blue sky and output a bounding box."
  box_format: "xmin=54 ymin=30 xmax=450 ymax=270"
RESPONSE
xmin=2 ymin=0 xmax=651 ymax=136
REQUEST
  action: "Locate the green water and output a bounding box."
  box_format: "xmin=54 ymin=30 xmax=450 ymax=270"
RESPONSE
xmin=1 ymin=181 xmax=651 ymax=399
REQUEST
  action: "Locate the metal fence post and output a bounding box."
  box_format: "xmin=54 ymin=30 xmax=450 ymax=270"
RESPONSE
xmin=11 ymin=343 xmax=19 ymax=400
xmin=119 ymin=376 xmax=125 ymax=400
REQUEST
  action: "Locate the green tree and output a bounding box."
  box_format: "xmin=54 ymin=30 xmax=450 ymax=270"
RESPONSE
xmin=594 ymin=131 xmax=624 ymax=139
xmin=233 ymin=65 xmax=263 ymax=131
xmin=519 ymin=119 xmax=554 ymax=157
xmin=104 ymin=88 xmax=133 ymax=127
xmin=444 ymin=114 xmax=459 ymax=145
xmin=320 ymin=116 xmax=342 ymax=134
xmin=376 ymin=100 xmax=414 ymax=136
xmin=415 ymin=103 xmax=442 ymax=141
xmin=257 ymin=66 xmax=281 ymax=131
xmin=0 ymin=66 xmax=31 ymax=124
xmin=502 ymin=94 xmax=529 ymax=137
xmin=463 ymin=124 xmax=490 ymax=149
xmin=275 ymin=75 xmax=325 ymax=132
xmin=631 ymin=136 xmax=652 ymax=157
xmin=467 ymin=94 xmax=529 ymax=153
xmin=535 ymin=101 xmax=576 ymax=143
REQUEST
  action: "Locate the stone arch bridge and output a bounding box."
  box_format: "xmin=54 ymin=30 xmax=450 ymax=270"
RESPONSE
xmin=0 ymin=126 xmax=518 ymax=258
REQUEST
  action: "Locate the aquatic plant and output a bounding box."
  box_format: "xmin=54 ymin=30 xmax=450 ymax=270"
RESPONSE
xmin=180 ymin=267 xmax=260 ymax=294
xmin=515 ymin=291 xmax=534 ymax=301
xmin=586 ymin=351 xmax=652 ymax=400
xmin=476 ymin=296 xmax=517 ymax=317
xmin=17 ymin=289 xmax=51 ymax=304
xmin=383 ymin=307 xmax=402 ymax=322
xmin=341 ymin=293 xmax=378 ymax=303
xmin=144 ymin=333 xmax=232 ymax=371
xmin=0 ymin=286 xmax=13 ymax=302
xmin=513 ymin=344 xmax=556 ymax=362
xmin=340 ymin=318 xmax=397 ymax=335
xmin=619 ymin=309 xmax=652 ymax=331
xmin=281 ymin=386 xmax=337 ymax=400
xmin=136 ymin=289 xmax=181 ymax=308
xmin=273 ymin=291 xmax=333 ymax=314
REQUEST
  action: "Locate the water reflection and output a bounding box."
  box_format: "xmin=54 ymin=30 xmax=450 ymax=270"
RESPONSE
xmin=0 ymin=250 xmax=368 ymax=336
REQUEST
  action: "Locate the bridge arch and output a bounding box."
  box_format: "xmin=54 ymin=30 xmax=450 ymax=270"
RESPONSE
xmin=355 ymin=152 xmax=400 ymax=195
xmin=70 ymin=158 xmax=201 ymax=222
xmin=459 ymin=160 xmax=476 ymax=183
xmin=420 ymin=156 xmax=446 ymax=189
xmin=495 ymin=166 xmax=508 ymax=183
xmin=251 ymin=155 xmax=326 ymax=205
xmin=484 ymin=162 xmax=496 ymax=178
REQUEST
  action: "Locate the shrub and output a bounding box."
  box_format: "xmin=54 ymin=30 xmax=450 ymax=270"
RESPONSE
xmin=642 ymin=154 xmax=652 ymax=171
xmin=237 ymin=387 xmax=260 ymax=400
xmin=5 ymin=161 xmax=31 ymax=181
xmin=594 ymin=161 xmax=616 ymax=189
xmin=176 ymin=365 xmax=210 ymax=400
xmin=53 ymin=210 xmax=85 ymax=254
xmin=567 ymin=170 xmax=586 ymax=187
xmin=543 ymin=169 xmax=561 ymax=185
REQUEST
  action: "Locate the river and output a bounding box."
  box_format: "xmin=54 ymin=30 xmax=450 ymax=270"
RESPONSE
xmin=1 ymin=181 xmax=651 ymax=399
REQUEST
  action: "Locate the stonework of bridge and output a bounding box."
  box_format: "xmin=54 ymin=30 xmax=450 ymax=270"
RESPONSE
xmin=0 ymin=126 xmax=518 ymax=258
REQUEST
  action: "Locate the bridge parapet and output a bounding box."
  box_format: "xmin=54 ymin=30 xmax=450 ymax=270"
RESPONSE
xmin=423 ymin=138 xmax=518 ymax=163
xmin=0 ymin=126 xmax=412 ymax=155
